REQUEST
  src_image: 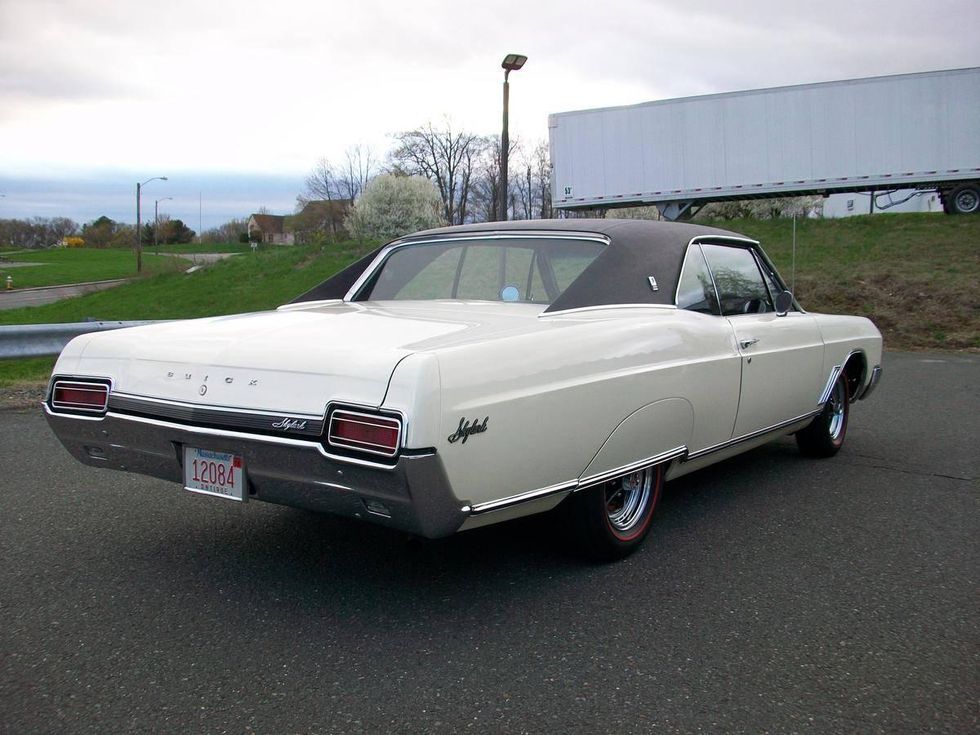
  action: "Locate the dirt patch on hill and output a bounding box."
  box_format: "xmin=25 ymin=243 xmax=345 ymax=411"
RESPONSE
xmin=0 ymin=382 xmax=46 ymax=411
xmin=797 ymin=271 xmax=980 ymax=352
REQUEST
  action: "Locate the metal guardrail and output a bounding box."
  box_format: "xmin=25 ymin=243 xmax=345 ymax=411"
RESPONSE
xmin=0 ymin=321 xmax=166 ymax=360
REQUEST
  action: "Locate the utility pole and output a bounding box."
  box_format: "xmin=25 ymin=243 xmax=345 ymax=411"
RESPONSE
xmin=136 ymin=176 xmax=167 ymax=272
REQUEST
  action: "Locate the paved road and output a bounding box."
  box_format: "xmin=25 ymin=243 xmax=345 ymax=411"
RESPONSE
xmin=1 ymin=352 xmax=976 ymax=733
xmin=0 ymin=253 xmax=236 ymax=311
xmin=0 ymin=279 xmax=129 ymax=310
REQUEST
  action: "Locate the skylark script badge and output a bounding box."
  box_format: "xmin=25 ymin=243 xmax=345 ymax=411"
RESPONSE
xmin=447 ymin=416 xmax=489 ymax=444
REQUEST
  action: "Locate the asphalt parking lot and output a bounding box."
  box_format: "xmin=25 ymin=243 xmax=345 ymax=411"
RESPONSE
xmin=1 ymin=351 xmax=976 ymax=734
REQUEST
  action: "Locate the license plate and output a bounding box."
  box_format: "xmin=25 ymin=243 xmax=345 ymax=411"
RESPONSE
xmin=183 ymin=447 xmax=246 ymax=502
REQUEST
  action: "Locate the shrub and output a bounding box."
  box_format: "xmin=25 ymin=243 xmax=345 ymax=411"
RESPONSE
xmin=346 ymin=175 xmax=445 ymax=241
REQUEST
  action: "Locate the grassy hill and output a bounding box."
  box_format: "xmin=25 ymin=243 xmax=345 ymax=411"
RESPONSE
xmin=0 ymin=248 xmax=185 ymax=289
xmin=1 ymin=214 xmax=977 ymax=388
xmin=709 ymin=214 xmax=979 ymax=351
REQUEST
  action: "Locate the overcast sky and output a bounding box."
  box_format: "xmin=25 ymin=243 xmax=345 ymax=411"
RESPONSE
xmin=1 ymin=0 xmax=978 ymax=228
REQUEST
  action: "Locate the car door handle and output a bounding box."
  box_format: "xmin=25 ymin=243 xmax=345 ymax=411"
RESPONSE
xmin=739 ymin=338 xmax=759 ymax=349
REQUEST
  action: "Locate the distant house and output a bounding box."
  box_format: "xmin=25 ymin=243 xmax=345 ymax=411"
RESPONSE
xmin=288 ymin=199 xmax=352 ymax=243
xmin=247 ymin=213 xmax=295 ymax=245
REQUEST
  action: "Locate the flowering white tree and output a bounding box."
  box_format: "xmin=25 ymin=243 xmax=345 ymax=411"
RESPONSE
xmin=345 ymin=175 xmax=445 ymax=241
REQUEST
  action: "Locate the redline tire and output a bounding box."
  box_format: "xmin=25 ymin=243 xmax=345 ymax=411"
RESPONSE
xmin=796 ymin=372 xmax=850 ymax=458
xmin=566 ymin=464 xmax=665 ymax=561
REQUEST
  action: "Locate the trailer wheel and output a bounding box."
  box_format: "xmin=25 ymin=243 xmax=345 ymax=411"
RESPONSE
xmin=949 ymin=184 xmax=980 ymax=215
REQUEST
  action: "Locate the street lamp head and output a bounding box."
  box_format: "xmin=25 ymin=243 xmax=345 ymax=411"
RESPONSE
xmin=501 ymin=54 xmax=527 ymax=71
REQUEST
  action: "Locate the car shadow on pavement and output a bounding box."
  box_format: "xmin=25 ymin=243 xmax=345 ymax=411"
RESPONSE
xmin=106 ymin=438 xmax=813 ymax=623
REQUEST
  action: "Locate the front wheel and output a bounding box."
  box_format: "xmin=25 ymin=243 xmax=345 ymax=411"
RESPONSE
xmin=796 ymin=372 xmax=849 ymax=458
xmin=565 ymin=464 xmax=665 ymax=561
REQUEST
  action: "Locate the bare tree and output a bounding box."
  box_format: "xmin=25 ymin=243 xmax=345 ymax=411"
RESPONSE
xmin=0 ymin=216 xmax=79 ymax=248
xmin=532 ymin=140 xmax=553 ymax=219
xmin=201 ymin=217 xmax=249 ymax=244
xmin=470 ymin=134 xmax=525 ymax=222
xmin=390 ymin=120 xmax=486 ymax=226
xmin=507 ymin=139 xmax=553 ymax=221
xmin=472 ymin=136 xmax=502 ymax=222
xmin=303 ymin=157 xmax=342 ymax=203
xmin=337 ymin=145 xmax=377 ymax=203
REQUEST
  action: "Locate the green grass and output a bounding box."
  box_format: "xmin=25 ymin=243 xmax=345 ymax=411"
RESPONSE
xmin=1 ymin=215 xmax=978 ymax=388
xmin=0 ymin=248 xmax=185 ymax=289
xmin=0 ymin=357 xmax=56 ymax=389
xmin=156 ymin=242 xmax=254 ymax=254
xmin=699 ymin=214 xmax=980 ymax=351
xmin=0 ymin=241 xmax=377 ymax=326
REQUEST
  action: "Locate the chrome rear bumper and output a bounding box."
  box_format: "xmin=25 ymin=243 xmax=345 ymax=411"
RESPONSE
xmin=43 ymin=406 xmax=467 ymax=538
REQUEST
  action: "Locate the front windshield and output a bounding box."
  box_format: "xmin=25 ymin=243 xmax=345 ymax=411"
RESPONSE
xmin=353 ymin=237 xmax=605 ymax=305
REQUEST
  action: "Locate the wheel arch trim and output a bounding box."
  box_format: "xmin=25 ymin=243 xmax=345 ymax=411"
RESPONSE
xmin=467 ymin=445 xmax=686 ymax=516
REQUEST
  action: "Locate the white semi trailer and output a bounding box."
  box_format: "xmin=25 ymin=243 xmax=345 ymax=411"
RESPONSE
xmin=548 ymin=67 xmax=980 ymax=219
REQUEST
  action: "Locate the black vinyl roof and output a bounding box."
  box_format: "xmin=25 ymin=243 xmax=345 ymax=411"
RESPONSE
xmin=290 ymin=219 xmax=754 ymax=311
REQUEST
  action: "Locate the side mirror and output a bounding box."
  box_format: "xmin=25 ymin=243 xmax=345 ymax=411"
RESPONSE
xmin=774 ymin=290 xmax=794 ymax=317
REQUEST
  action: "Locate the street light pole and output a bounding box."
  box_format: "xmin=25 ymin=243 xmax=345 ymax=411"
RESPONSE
xmin=498 ymin=54 xmax=527 ymax=222
xmin=154 ymin=196 xmax=173 ymax=253
xmin=136 ymin=176 xmax=168 ymax=273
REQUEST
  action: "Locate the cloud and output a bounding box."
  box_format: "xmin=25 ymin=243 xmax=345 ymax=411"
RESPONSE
xmin=0 ymin=0 xmax=977 ymax=177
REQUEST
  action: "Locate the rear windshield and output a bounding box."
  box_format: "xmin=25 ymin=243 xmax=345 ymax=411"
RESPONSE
xmin=353 ymin=237 xmax=605 ymax=305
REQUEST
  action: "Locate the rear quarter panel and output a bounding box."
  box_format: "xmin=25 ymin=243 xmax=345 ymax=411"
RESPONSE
xmin=415 ymin=308 xmax=740 ymax=507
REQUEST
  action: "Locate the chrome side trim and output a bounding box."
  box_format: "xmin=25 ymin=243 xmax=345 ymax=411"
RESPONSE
xmin=469 ymin=481 xmax=578 ymax=515
xmin=539 ymin=303 xmax=677 ymax=318
xmin=44 ymin=405 xmax=401 ymax=471
xmin=578 ymin=446 xmax=687 ymax=490
xmin=688 ymin=234 xmax=761 ymax=248
xmin=819 ymin=349 xmax=866 ymax=405
xmin=858 ymin=365 xmax=882 ymax=400
xmin=468 ymin=445 xmax=688 ymax=516
xmin=818 ymin=364 xmax=844 ymax=405
xmin=684 ymin=410 xmax=822 ymax=462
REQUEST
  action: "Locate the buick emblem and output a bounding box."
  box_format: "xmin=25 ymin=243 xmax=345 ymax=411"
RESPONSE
xmin=199 ymin=384 xmax=208 ymax=396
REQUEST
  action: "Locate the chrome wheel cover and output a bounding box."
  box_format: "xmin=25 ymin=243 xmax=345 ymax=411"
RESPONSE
xmin=828 ymin=379 xmax=847 ymax=440
xmin=605 ymin=469 xmax=653 ymax=532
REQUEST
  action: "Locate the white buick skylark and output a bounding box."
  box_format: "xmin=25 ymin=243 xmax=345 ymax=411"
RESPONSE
xmin=44 ymin=220 xmax=882 ymax=559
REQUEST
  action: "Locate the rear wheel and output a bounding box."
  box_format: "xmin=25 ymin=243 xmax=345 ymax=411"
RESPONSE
xmin=949 ymin=184 xmax=980 ymax=215
xmin=566 ymin=465 xmax=664 ymax=561
xmin=796 ymin=371 xmax=849 ymax=458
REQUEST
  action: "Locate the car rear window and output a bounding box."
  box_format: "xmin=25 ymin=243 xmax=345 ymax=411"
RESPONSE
xmin=354 ymin=238 xmax=605 ymax=305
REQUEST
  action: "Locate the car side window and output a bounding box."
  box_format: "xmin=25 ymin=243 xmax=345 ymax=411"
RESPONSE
xmin=700 ymin=243 xmax=774 ymax=316
xmin=676 ymin=245 xmax=720 ymax=315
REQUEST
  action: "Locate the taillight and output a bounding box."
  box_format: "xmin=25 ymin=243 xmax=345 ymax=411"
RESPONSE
xmin=51 ymin=380 xmax=110 ymax=413
xmin=327 ymin=409 xmax=401 ymax=458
